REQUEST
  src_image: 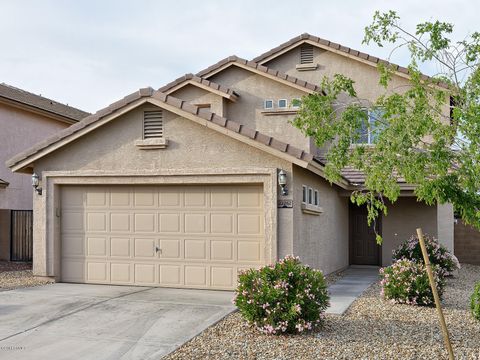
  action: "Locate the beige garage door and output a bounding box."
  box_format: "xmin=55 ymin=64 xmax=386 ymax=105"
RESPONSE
xmin=60 ymin=184 xmax=264 ymax=290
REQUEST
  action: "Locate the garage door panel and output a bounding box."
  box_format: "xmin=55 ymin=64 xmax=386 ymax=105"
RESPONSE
xmin=61 ymin=185 xmax=265 ymax=290
xmin=111 ymin=237 xmax=131 ymax=257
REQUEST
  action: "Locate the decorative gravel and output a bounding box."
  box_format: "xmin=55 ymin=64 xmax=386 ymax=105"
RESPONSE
xmin=0 ymin=262 xmax=54 ymax=291
xmin=165 ymin=264 xmax=480 ymax=360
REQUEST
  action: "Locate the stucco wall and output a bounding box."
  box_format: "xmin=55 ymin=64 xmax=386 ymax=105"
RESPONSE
xmin=381 ymin=197 xmax=438 ymax=266
xmin=0 ymin=103 xmax=71 ymax=210
xmin=292 ymin=165 xmax=349 ymax=274
xmin=32 ymin=103 xmax=295 ymax=276
xmin=209 ymin=67 xmax=310 ymax=152
xmin=169 ymin=85 xmax=225 ymax=116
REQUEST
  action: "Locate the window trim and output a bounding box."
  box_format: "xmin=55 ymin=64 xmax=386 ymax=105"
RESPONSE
xmin=314 ymin=190 xmax=319 ymax=206
xmin=264 ymin=99 xmax=274 ymax=109
xmin=278 ymin=99 xmax=288 ymax=109
xmin=302 ymin=185 xmax=307 ymax=204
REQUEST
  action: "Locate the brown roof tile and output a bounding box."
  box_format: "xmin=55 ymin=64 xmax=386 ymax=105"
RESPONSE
xmin=196 ymin=56 xmax=324 ymax=94
xmin=0 ymin=178 xmax=9 ymax=187
xmin=7 ymin=90 xmax=312 ymax=170
xmin=0 ymin=83 xmax=89 ymax=121
xmin=158 ymin=73 xmax=239 ymax=100
xmin=251 ymin=33 xmax=450 ymax=89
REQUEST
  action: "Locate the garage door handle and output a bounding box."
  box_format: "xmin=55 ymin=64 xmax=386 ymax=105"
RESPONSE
xmin=155 ymin=246 xmax=161 ymax=254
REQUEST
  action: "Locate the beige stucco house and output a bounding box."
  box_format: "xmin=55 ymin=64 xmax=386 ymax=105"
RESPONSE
xmin=6 ymin=34 xmax=454 ymax=290
xmin=0 ymin=84 xmax=88 ymax=261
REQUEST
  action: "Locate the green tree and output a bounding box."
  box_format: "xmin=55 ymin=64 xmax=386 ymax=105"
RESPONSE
xmin=292 ymin=11 xmax=480 ymax=241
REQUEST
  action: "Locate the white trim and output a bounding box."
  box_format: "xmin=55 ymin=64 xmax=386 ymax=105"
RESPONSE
xmin=278 ymin=99 xmax=288 ymax=109
xmin=264 ymin=99 xmax=274 ymax=109
xmin=302 ymin=185 xmax=307 ymax=204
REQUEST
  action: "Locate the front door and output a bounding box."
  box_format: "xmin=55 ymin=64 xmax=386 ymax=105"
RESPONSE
xmin=350 ymin=204 xmax=381 ymax=265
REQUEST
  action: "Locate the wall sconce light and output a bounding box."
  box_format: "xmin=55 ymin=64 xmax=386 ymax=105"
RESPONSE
xmin=31 ymin=173 xmax=42 ymax=195
xmin=278 ymin=169 xmax=288 ymax=196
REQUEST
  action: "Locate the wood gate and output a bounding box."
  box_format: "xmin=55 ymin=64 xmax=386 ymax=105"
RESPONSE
xmin=10 ymin=210 xmax=33 ymax=261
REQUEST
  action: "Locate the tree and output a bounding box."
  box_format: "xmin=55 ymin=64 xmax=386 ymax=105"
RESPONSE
xmin=292 ymin=11 xmax=480 ymax=241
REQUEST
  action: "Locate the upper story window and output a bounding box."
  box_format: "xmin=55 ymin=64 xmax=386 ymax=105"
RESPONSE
xmin=291 ymin=98 xmax=301 ymax=108
xmin=278 ymin=99 xmax=288 ymax=108
xmin=302 ymin=185 xmax=319 ymax=206
xmin=143 ymin=110 xmax=164 ymax=139
xmin=353 ymin=108 xmax=385 ymax=145
xmin=300 ymin=44 xmax=314 ymax=64
xmin=264 ymin=100 xmax=274 ymax=109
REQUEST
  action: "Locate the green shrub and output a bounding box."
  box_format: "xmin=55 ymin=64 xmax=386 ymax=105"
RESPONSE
xmin=392 ymin=234 xmax=460 ymax=277
xmin=233 ymin=255 xmax=329 ymax=334
xmin=471 ymin=281 xmax=480 ymax=321
xmin=380 ymin=259 xmax=445 ymax=306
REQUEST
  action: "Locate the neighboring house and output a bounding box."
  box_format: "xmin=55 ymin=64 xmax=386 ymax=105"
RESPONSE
xmin=7 ymin=34 xmax=454 ymax=290
xmin=0 ymin=83 xmax=89 ymax=261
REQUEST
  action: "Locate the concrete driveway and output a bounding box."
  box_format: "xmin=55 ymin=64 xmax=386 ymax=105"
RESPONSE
xmin=0 ymin=283 xmax=235 ymax=360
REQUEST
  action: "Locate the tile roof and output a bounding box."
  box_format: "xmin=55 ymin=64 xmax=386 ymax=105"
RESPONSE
xmin=7 ymin=89 xmax=314 ymax=170
xmin=0 ymin=83 xmax=90 ymax=121
xmin=313 ymin=156 xmax=406 ymax=185
xmin=196 ymin=55 xmax=324 ymax=94
xmin=0 ymin=178 xmax=9 ymax=188
xmin=158 ymin=73 xmax=239 ymax=100
xmin=252 ymin=33 xmax=450 ymax=89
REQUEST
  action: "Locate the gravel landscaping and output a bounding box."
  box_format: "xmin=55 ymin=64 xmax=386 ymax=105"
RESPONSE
xmin=0 ymin=261 xmax=54 ymax=291
xmin=165 ymin=264 xmax=480 ymax=360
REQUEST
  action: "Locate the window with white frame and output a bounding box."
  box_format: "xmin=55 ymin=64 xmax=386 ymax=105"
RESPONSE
xmin=264 ymin=99 xmax=274 ymax=109
xmin=291 ymin=98 xmax=301 ymax=108
xmin=302 ymin=185 xmax=320 ymax=206
xmin=278 ymin=99 xmax=288 ymax=108
xmin=353 ymin=108 xmax=385 ymax=145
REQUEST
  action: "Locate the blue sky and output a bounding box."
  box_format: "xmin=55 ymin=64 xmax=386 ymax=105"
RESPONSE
xmin=0 ymin=0 xmax=478 ymax=112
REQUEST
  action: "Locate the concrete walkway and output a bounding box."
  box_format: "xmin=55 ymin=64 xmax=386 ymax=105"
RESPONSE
xmin=326 ymin=266 xmax=379 ymax=315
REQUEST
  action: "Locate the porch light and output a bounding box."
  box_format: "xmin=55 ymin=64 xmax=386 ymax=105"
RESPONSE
xmin=278 ymin=169 xmax=288 ymax=196
xmin=31 ymin=173 xmax=42 ymax=195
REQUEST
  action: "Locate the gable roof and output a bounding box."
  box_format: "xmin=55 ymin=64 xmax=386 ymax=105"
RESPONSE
xmin=196 ymin=56 xmax=324 ymax=94
xmin=159 ymin=73 xmax=239 ymax=101
xmin=0 ymin=83 xmax=90 ymax=123
xmin=7 ymin=89 xmax=323 ymax=177
xmin=252 ymin=33 xmax=449 ymax=89
xmin=0 ymin=178 xmax=8 ymax=188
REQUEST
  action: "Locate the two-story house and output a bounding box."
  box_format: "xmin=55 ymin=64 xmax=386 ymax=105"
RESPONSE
xmin=6 ymin=34 xmax=454 ymax=289
xmin=0 ymin=84 xmax=88 ymax=261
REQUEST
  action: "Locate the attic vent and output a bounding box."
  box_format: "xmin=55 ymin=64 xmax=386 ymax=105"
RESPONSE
xmin=300 ymin=45 xmax=314 ymax=64
xmin=143 ymin=110 xmax=163 ymax=139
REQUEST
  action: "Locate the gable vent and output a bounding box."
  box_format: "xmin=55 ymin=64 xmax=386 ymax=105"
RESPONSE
xmin=300 ymin=44 xmax=314 ymax=64
xmin=143 ymin=110 xmax=163 ymax=139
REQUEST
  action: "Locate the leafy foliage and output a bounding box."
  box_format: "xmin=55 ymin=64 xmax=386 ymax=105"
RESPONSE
xmin=380 ymin=259 xmax=445 ymax=306
xmin=471 ymin=281 xmax=480 ymax=321
xmin=392 ymin=234 xmax=460 ymax=277
xmin=233 ymin=255 xmax=329 ymax=334
xmin=292 ymin=11 xmax=480 ymax=237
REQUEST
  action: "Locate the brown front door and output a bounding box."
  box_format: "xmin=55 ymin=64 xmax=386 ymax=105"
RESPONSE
xmin=350 ymin=204 xmax=381 ymax=265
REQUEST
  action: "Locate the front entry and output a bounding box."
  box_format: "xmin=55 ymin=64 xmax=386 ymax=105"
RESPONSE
xmin=349 ymin=204 xmax=381 ymax=265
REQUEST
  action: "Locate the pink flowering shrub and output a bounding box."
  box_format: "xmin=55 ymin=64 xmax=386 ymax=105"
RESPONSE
xmin=380 ymin=259 xmax=445 ymax=306
xmin=471 ymin=281 xmax=480 ymax=321
xmin=233 ymin=255 xmax=329 ymax=335
xmin=392 ymin=234 xmax=460 ymax=277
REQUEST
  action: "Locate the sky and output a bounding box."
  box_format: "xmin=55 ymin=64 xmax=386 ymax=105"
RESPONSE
xmin=0 ymin=0 xmax=478 ymax=113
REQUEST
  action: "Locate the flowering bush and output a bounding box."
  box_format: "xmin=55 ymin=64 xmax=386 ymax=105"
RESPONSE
xmin=471 ymin=281 xmax=480 ymax=321
xmin=392 ymin=234 xmax=460 ymax=277
xmin=380 ymin=259 xmax=445 ymax=306
xmin=233 ymin=255 xmax=329 ymax=335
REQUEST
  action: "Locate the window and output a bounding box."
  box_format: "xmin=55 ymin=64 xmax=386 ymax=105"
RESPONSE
xmin=143 ymin=110 xmax=163 ymax=139
xmin=291 ymin=98 xmax=301 ymax=108
xmin=314 ymin=190 xmax=319 ymax=206
xmin=302 ymin=185 xmax=320 ymax=208
xmin=308 ymin=188 xmax=313 ymax=204
xmin=353 ymin=108 xmax=385 ymax=145
xmin=264 ymin=100 xmax=274 ymax=109
xmin=278 ymin=99 xmax=288 ymax=108
xmin=300 ymin=44 xmax=314 ymax=64
xmin=302 ymin=185 xmax=307 ymax=203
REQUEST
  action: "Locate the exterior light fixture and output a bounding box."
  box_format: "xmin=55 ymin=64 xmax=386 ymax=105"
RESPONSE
xmin=278 ymin=169 xmax=288 ymax=196
xmin=31 ymin=173 xmax=42 ymax=195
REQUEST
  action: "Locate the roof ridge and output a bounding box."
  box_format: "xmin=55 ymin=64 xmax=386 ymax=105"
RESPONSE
xmin=0 ymin=82 xmax=90 ymax=119
xmin=7 ymin=90 xmax=313 ymax=171
xmin=195 ymin=56 xmax=324 ymax=94
xmin=250 ymin=33 xmax=450 ymax=89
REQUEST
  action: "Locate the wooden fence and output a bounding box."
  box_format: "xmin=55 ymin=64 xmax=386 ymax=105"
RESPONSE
xmin=454 ymin=219 xmax=480 ymax=265
xmin=10 ymin=210 xmax=33 ymax=262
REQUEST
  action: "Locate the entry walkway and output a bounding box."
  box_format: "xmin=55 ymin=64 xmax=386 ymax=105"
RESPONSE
xmin=326 ymin=266 xmax=379 ymax=315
